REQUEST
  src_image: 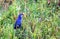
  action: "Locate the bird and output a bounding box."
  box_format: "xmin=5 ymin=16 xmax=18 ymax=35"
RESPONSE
xmin=14 ymin=13 xmax=24 ymax=29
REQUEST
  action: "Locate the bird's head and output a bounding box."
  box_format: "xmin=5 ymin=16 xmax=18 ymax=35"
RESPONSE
xmin=18 ymin=13 xmax=26 ymax=18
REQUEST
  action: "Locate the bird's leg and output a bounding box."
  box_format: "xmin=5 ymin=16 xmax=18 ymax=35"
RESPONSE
xmin=48 ymin=0 xmax=50 ymax=5
xmin=58 ymin=0 xmax=60 ymax=6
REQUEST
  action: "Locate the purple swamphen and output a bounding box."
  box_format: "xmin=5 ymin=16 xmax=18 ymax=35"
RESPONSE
xmin=14 ymin=13 xmax=24 ymax=29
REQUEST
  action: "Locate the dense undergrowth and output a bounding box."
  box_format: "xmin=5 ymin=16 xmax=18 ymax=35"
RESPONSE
xmin=0 ymin=0 xmax=60 ymax=39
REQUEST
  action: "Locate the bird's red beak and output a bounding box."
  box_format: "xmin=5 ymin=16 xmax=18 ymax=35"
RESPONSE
xmin=23 ymin=13 xmax=26 ymax=18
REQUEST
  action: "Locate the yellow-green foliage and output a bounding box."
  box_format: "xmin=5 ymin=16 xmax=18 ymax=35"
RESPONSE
xmin=0 ymin=0 xmax=60 ymax=39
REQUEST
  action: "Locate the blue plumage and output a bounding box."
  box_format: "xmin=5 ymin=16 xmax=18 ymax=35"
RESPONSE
xmin=14 ymin=13 xmax=24 ymax=29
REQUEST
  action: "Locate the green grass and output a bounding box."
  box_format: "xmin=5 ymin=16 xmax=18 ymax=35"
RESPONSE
xmin=0 ymin=0 xmax=60 ymax=39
